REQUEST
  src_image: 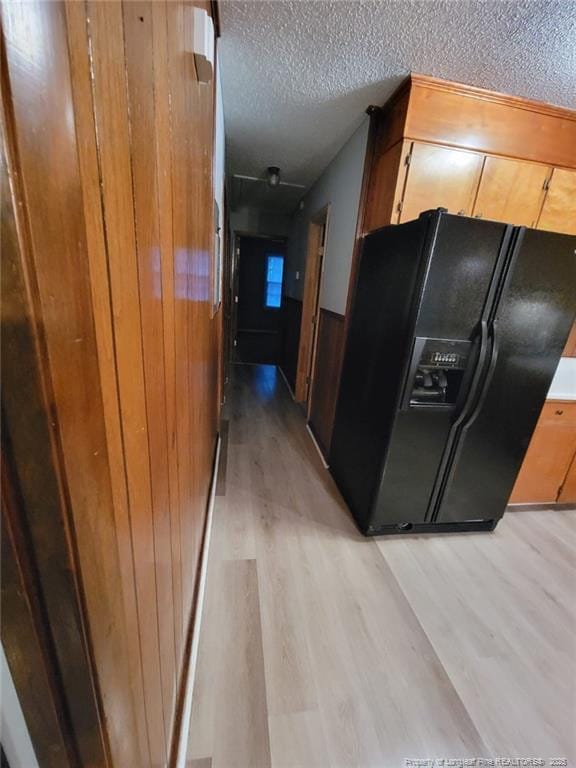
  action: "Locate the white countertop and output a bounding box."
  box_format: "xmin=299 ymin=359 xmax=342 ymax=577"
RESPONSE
xmin=547 ymin=357 xmax=576 ymax=401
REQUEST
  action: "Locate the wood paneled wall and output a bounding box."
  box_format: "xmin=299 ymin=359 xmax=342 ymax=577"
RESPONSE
xmin=1 ymin=1 xmax=220 ymax=766
xmin=280 ymin=297 xmax=303 ymax=392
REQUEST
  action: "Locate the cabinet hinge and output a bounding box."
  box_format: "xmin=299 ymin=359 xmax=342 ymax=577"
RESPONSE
xmin=318 ymin=245 xmax=324 ymax=256
xmin=306 ymin=375 xmax=311 ymax=385
xmin=397 ymin=200 xmax=403 ymax=213
xmin=543 ymin=178 xmax=550 ymax=191
xmin=405 ymin=153 xmax=411 ymax=167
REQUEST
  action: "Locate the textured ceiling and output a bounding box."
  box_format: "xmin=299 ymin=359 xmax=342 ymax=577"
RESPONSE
xmin=219 ymin=0 xmax=576 ymax=193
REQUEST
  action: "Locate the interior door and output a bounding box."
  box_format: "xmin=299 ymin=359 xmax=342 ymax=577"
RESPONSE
xmin=537 ymin=167 xmax=576 ymax=235
xmin=399 ymin=143 xmax=483 ymax=223
xmin=472 ymin=156 xmax=550 ymax=227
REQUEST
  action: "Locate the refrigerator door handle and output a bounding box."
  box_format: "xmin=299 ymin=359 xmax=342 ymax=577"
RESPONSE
xmin=452 ymin=319 xmax=489 ymax=428
xmin=461 ymin=321 xmax=499 ymax=431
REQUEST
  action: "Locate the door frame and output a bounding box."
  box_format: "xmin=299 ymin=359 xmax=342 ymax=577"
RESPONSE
xmin=231 ymin=231 xmax=288 ymax=364
xmin=295 ymin=205 xmax=330 ymax=407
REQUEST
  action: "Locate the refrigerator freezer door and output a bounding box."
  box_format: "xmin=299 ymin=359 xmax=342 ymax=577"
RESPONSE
xmin=435 ymin=229 xmax=576 ymax=524
xmin=329 ymin=217 xmax=430 ymax=531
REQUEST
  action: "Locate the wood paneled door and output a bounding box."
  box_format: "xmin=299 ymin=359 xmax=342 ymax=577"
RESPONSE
xmin=537 ymin=168 xmax=576 ymax=235
xmin=399 ymin=143 xmax=483 ymax=223
xmin=295 ymin=206 xmax=329 ymax=404
xmin=471 ymin=156 xmax=550 ymax=227
xmin=1 ymin=1 xmax=221 ymax=766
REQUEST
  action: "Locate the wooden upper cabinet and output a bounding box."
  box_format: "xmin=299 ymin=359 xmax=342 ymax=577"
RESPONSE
xmin=472 ymin=156 xmax=550 ymax=227
xmin=399 ymin=143 xmax=483 ymax=224
xmin=537 ymin=168 xmax=576 ymax=235
xmin=509 ymin=402 xmax=576 ymax=503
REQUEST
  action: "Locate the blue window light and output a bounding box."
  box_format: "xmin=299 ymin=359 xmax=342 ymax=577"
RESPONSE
xmin=265 ymin=254 xmax=284 ymax=309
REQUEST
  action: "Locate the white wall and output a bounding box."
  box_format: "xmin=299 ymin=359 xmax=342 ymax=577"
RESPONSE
xmin=285 ymin=118 xmax=369 ymax=314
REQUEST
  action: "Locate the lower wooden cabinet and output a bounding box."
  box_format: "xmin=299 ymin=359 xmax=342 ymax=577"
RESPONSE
xmin=558 ymin=454 xmax=576 ymax=502
xmin=509 ymin=401 xmax=576 ymax=504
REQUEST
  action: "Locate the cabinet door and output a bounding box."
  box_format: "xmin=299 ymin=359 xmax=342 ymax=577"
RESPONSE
xmin=399 ymin=143 xmax=483 ymax=223
xmin=509 ymin=402 xmax=576 ymax=503
xmin=558 ymin=453 xmax=576 ymax=503
xmin=537 ymin=168 xmax=576 ymax=235
xmin=472 ymin=156 xmax=550 ymax=226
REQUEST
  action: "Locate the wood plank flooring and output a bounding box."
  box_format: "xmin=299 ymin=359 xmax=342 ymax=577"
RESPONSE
xmin=187 ymin=364 xmax=576 ymax=768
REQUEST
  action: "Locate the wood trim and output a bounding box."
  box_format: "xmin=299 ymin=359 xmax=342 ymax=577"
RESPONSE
xmin=294 ymin=205 xmax=329 ymax=403
xmin=170 ymin=435 xmax=221 ymax=768
xmin=1 ymin=454 xmax=77 ymax=768
xmin=409 ymin=73 xmax=576 ymax=121
xmin=404 ymin=77 xmax=576 ymax=170
xmin=307 ymin=309 xmax=346 ymax=458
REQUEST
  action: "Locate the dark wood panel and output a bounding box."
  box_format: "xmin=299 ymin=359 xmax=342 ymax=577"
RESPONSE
xmin=308 ymin=309 xmax=346 ymax=458
xmin=1 ymin=464 xmax=72 ymax=768
xmin=280 ymin=297 xmax=303 ymax=392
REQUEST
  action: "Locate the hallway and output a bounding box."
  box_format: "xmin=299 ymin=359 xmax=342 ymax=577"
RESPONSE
xmin=187 ymin=364 xmax=576 ymax=768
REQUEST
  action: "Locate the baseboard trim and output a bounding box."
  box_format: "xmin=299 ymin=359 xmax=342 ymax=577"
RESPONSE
xmin=277 ymin=364 xmax=296 ymax=401
xmin=306 ymin=423 xmax=329 ymax=469
xmin=507 ymin=502 xmax=576 ymax=512
xmin=171 ymin=433 xmax=221 ymax=768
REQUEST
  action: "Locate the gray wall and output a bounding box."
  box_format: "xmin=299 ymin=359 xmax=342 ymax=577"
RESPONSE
xmin=285 ymin=118 xmax=369 ymax=314
xmin=230 ymin=206 xmax=292 ymax=238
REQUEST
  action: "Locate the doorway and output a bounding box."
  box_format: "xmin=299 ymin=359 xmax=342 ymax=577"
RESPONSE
xmin=294 ymin=206 xmax=329 ymax=410
xmin=232 ymin=234 xmax=287 ymax=365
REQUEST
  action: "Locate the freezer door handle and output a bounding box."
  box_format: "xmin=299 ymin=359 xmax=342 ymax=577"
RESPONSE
xmin=462 ymin=321 xmax=499 ymax=430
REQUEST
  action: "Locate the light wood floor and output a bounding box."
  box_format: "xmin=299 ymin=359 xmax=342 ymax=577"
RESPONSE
xmin=187 ymin=364 xmax=576 ymax=768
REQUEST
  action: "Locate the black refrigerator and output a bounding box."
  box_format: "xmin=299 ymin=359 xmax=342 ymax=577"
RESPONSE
xmin=330 ymin=209 xmax=576 ymax=536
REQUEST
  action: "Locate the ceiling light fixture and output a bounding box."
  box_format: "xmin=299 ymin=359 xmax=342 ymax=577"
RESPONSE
xmin=267 ymin=166 xmax=280 ymax=188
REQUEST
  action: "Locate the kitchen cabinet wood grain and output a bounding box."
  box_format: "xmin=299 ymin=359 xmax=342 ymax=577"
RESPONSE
xmin=471 ymin=156 xmax=550 ymax=227
xmin=537 ymin=168 xmax=576 ymax=235
xmin=399 ymin=143 xmax=483 ymax=223
xmin=509 ymin=402 xmax=576 ymax=504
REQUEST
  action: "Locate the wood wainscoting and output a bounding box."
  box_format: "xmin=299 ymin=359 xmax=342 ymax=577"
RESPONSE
xmin=280 ymin=297 xmax=303 ymax=393
xmin=308 ymin=309 xmax=346 ymax=458
xmin=1 ymin=2 xmax=220 ymax=766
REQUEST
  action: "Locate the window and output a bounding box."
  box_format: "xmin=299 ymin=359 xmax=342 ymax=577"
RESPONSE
xmin=264 ymin=254 xmax=284 ymax=309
